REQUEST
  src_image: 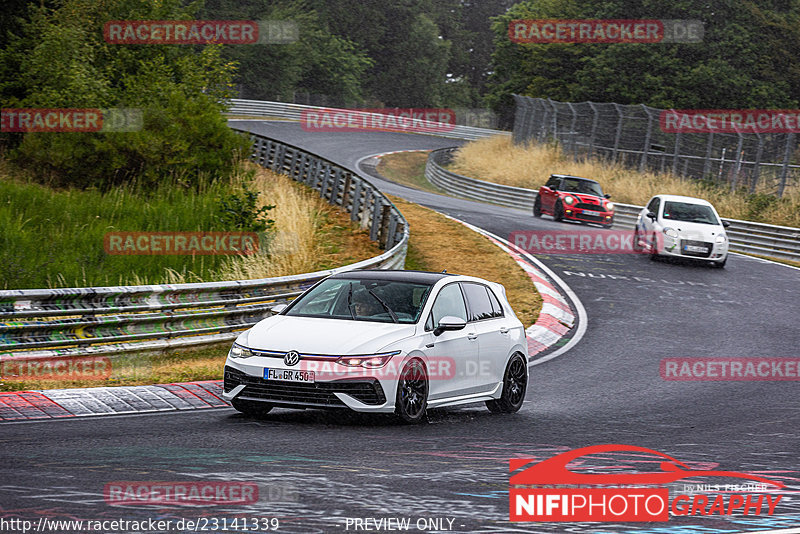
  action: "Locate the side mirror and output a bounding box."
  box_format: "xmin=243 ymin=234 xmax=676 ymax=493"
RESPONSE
xmin=604 ymin=194 xmax=611 ymax=199
xmin=722 ymin=220 xmax=731 ymax=228
xmin=434 ymin=316 xmax=467 ymax=336
xmin=646 ymin=211 xmax=657 ymax=220
xmin=271 ymin=303 xmax=288 ymax=314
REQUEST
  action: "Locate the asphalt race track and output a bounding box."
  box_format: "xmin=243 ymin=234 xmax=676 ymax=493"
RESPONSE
xmin=1 ymin=121 xmax=799 ymax=534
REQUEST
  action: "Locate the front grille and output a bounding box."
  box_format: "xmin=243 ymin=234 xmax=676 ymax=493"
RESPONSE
xmin=572 ymin=212 xmax=606 ymax=222
xmin=224 ymin=366 xmax=386 ymax=407
xmin=680 ymin=239 xmax=712 ymax=258
xmin=575 ymin=202 xmax=603 ymax=210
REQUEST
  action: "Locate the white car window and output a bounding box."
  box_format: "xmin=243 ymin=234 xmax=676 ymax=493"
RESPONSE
xmin=427 ymin=284 xmax=468 ymax=330
xmin=461 ymin=282 xmax=495 ymax=322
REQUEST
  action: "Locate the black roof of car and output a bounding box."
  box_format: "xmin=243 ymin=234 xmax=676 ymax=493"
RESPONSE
xmin=552 ymin=174 xmax=600 ymax=184
xmin=330 ymin=269 xmax=454 ymax=284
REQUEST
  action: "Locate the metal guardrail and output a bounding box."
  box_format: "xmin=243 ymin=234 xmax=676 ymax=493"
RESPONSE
xmin=426 ymin=148 xmax=800 ymax=262
xmin=226 ymin=99 xmax=508 ymax=141
xmin=0 ymin=131 xmax=409 ymax=359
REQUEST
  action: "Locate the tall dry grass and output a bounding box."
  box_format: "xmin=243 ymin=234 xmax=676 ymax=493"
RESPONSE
xmin=448 ymin=136 xmax=800 ymax=228
xmin=217 ymin=164 xmax=324 ymax=279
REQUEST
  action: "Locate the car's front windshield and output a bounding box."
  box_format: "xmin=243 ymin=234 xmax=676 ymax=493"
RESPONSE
xmin=663 ymin=201 xmax=721 ymax=225
xmin=285 ymin=278 xmax=433 ymax=323
xmin=561 ymin=178 xmax=603 ymax=197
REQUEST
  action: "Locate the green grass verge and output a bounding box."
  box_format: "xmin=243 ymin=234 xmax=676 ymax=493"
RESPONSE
xmin=0 ymin=168 xmax=246 ymax=289
xmin=376 ymin=152 xmax=446 ymax=194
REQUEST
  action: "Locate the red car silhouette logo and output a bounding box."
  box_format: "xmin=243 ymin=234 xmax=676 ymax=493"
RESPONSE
xmin=510 ymin=444 xmax=785 ymax=488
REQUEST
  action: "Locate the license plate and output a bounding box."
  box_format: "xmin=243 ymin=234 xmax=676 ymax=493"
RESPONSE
xmin=264 ymin=368 xmax=315 ymax=383
xmin=684 ymin=245 xmax=707 ymax=253
xmin=582 ymin=210 xmax=600 ymax=215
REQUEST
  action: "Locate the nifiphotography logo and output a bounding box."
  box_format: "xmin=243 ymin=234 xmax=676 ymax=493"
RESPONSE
xmin=509 ymin=444 xmax=785 ymax=522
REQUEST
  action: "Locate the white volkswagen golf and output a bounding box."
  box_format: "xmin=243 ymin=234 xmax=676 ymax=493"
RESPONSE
xmin=634 ymin=194 xmax=730 ymax=267
xmin=223 ymin=270 xmax=529 ymax=423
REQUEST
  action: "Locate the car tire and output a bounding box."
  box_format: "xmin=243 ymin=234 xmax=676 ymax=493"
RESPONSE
xmin=633 ymin=229 xmax=643 ymax=252
xmin=395 ymin=358 xmax=428 ymax=424
xmin=486 ymin=353 xmax=527 ymax=414
xmin=553 ymin=200 xmax=564 ymax=222
xmin=231 ymin=398 xmax=273 ymax=416
xmin=649 ymin=235 xmax=659 ymax=261
xmin=533 ymin=196 xmax=542 ymax=217
xmin=714 ymin=256 xmax=727 ymax=268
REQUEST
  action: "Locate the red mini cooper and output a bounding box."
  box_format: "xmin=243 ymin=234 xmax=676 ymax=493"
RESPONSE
xmin=534 ymin=174 xmax=614 ymax=228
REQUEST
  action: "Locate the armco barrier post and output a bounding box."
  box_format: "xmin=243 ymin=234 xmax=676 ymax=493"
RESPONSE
xmin=370 ymin=194 xmax=383 ymax=241
xmin=351 ymin=180 xmax=363 ymax=222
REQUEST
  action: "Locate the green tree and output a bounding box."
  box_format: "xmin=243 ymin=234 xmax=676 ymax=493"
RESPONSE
xmin=0 ymin=0 xmax=248 ymax=189
xmin=486 ymin=0 xmax=800 ymax=114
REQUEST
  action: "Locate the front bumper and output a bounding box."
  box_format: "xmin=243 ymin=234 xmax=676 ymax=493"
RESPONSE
xmin=223 ymin=361 xmax=395 ymax=413
xmin=563 ymin=207 xmax=614 ymax=225
xmin=657 ymin=236 xmax=728 ymax=260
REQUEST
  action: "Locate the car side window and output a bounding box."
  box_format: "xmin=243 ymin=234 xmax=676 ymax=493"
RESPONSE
xmin=647 ymin=197 xmax=660 ymax=216
xmin=426 ymin=283 xmax=468 ymax=331
xmin=545 ymin=176 xmax=559 ymax=189
xmin=461 ymin=282 xmax=495 ymax=322
xmin=486 ymin=287 xmax=505 ymax=318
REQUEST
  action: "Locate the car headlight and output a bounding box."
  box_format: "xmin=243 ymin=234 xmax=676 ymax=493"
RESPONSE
xmin=663 ymin=228 xmax=679 ymax=238
xmin=229 ymin=343 xmax=255 ymax=359
xmin=715 ymin=234 xmax=726 ymax=244
xmin=336 ymin=350 xmax=401 ymax=369
xmin=605 ymin=201 xmax=615 ymax=211
xmin=563 ymin=196 xmax=574 ymax=205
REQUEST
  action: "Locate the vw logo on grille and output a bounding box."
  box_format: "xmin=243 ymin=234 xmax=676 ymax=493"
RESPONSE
xmin=283 ymin=350 xmax=301 ymax=366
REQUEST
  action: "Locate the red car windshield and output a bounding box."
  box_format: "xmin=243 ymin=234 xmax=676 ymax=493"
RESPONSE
xmin=560 ymin=178 xmax=603 ymax=197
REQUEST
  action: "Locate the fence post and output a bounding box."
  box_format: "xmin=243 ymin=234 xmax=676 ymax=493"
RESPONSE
xmin=529 ymin=98 xmax=541 ymax=142
xmin=538 ymin=100 xmax=551 ymax=142
xmin=568 ymin=102 xmax=578 ymax=161
xmin=671 ymin=132 xmax=682 ymax=176
xmin=612 ymin=104 xmax=623 ymax=162
xmin=512 ymin=95 xmax=528 ymax=144
xmin=750 ymin=134 xmax=764 ymax=193
xmin=639 ymin=105 xmax=654 ymax=173
xmin=777 ymin=132 xmax=795 ymax=198
xmin=549 ymin=99 xmax=559 ymax=140
xmin=587 ymin=102 xmax=599 ymax=157
xmin=702 ymin=132 xmax=715 ymax=179
xmin=730 ymin=132 xmax=744 ymax=192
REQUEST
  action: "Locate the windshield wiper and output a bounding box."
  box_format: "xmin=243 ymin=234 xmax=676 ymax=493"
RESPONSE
xmin=367 ymin=288 xmax=399 ymax=323
xmin=346 ymin=282 xmax=356 ymax=320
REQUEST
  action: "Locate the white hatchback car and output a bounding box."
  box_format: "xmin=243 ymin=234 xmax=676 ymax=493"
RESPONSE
xmin=223 ymin=270 xmax=529 ymax=423
xmin=634 ymin=194 xmax=730 ymax=267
